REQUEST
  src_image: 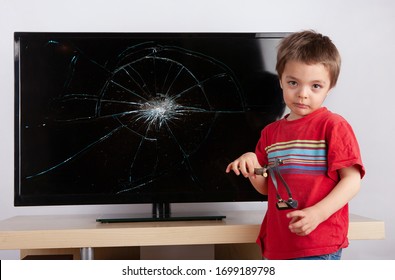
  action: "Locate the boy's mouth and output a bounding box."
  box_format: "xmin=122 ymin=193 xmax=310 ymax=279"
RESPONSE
xmin=294 ymin=103 xmax=309 ymax=109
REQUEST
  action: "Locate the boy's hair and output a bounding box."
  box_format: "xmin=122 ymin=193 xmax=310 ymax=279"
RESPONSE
xmin=276 ymin=30 xmax=341 ymax=89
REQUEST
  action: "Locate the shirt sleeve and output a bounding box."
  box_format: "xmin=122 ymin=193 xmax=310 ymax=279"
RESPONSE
xmin=255 ymin=128 xmax=269 ymax=167
xmin=326 ymin=119 xmax=366 ymax=181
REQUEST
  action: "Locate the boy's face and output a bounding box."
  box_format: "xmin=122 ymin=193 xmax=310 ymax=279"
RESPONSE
xmin=279 ymin=60 xmax=331 ymax=121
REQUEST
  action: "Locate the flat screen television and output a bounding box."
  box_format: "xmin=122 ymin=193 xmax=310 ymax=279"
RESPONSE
xmin=14 ymin=32 xmax=286 ymax=221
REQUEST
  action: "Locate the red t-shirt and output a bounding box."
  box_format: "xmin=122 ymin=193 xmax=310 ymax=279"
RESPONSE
xmin=255 ymin=107 xmax=365 ymax=259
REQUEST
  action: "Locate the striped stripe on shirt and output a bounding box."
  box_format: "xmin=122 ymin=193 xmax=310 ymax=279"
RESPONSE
xmin=265 ymin=140 xmax=327 ymax=175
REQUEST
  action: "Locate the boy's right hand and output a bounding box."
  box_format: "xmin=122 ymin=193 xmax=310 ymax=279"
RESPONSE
xmin=225 ymin=152 xmax=261 ymax=178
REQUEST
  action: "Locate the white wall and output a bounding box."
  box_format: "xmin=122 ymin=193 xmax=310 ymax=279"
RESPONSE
xmin=1 ymin=0 xmax=394 ymax=260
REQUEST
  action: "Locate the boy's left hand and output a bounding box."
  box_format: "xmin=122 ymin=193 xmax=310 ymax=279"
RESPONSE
xmin=286 ymin=207 xmax=323 ymax=236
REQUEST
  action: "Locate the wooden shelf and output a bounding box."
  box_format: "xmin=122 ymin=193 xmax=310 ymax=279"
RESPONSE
xmin=0 ymin=211 xmax=385 ymax=259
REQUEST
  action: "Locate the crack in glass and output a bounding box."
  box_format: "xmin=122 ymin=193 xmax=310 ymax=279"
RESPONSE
xmin=24 ymin=40 xmax=247 ymax=196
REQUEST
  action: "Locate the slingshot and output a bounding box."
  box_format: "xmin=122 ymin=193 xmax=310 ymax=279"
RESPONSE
xmin=255 ymin=158 xmax=298 ymax=210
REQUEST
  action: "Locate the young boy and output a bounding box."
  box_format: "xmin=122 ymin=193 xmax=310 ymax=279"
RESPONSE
xmin=226 ymin=30 xmax=365 ymax=260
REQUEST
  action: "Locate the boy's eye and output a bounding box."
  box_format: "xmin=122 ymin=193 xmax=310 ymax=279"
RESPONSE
xmin=287 ymin=81 xmax=297 ymax=87
xmin=312 ymin=84 xmax=322 ymax=89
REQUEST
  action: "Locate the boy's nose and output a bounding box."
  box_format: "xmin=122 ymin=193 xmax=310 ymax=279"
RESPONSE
xmin=297 ymin=88 xmax=308 ymax=100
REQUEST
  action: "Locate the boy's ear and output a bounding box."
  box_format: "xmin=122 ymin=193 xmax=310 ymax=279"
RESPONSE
xmin=279 ymin=79 xmax=283 ymax=89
